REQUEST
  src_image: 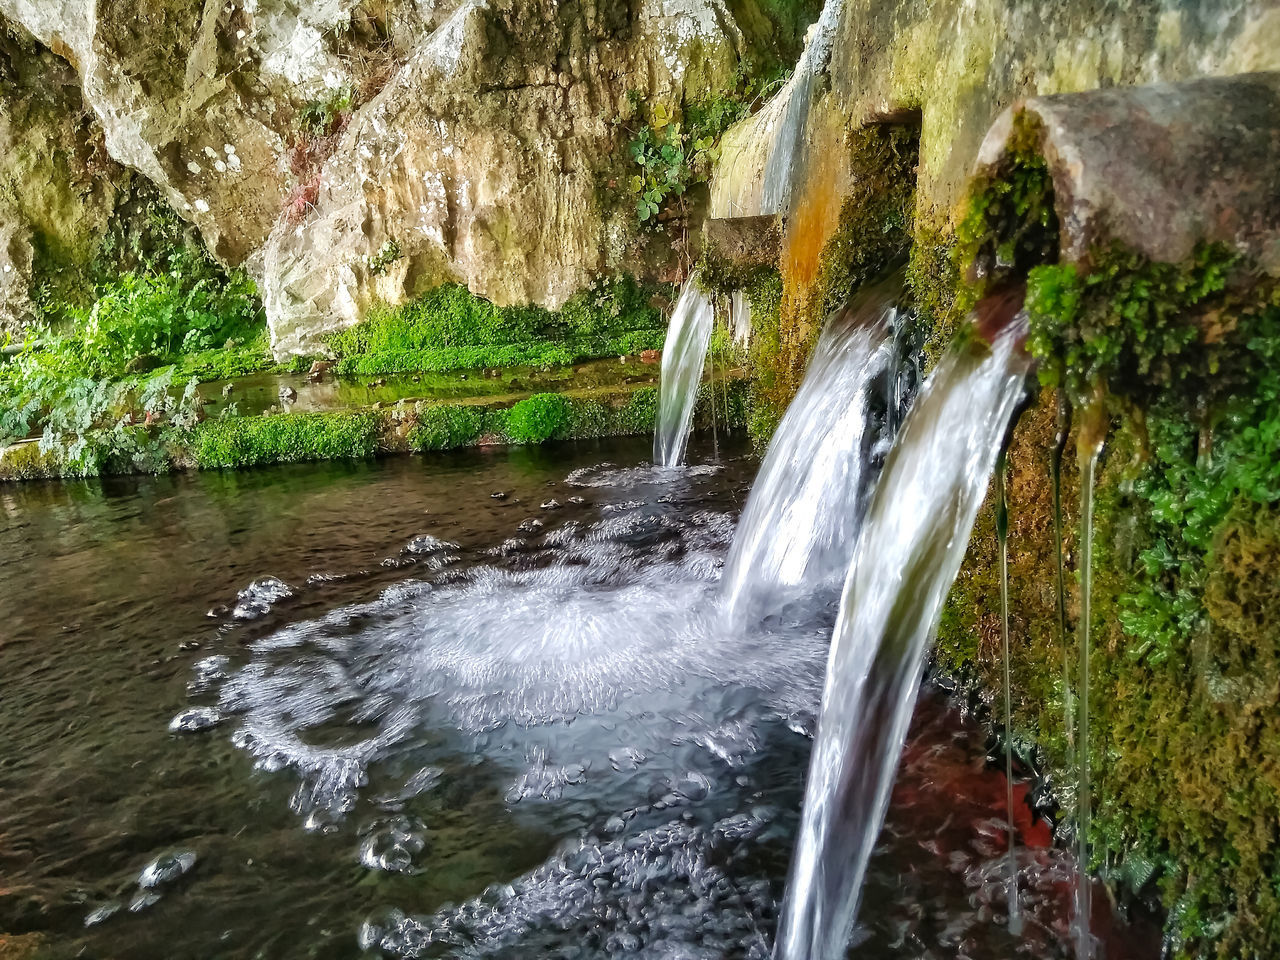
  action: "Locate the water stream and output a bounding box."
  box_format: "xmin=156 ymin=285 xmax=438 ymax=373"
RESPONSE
xmin=996 ymin=453 xmax=1023 ymax=933
xmin=775 ymin=312 xmax=1034 ymax=960
xmin=1074 ymin=397 xmax=1108 ymax=959
xmin=721 ymin=280 xmax=904 ymax=621
xmin=654 ymin=277 xmax=715 ymax=466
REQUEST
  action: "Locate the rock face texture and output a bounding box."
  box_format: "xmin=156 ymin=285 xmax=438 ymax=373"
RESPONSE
xmin=0 ymin=0 xmax=779 ymax=352
xmin=711 ymin=0 xmax=1280 ymax=286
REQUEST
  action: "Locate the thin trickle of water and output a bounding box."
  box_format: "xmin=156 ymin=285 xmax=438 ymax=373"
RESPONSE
xmin=995 ymin=453 xmax=1022 ymax=933
xmin=759 ymin=0 xmax=845 ymax=215
xmin=721 ymin=280 xmax=903 ymax=621
xmin=1074 ymin=395 xmax=1107 ymax=960
xmin=775 ymin=311 xmax=1032 ymax=960
xmin=731 ymin=290 xmax=752 ymax=345
xmin=654 ymin=278 xmax=715 ymax=467
xmin=1052 ymin=394 xmax=1074 ymax=761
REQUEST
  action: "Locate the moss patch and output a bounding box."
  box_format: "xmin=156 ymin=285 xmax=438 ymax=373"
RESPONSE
xmin=187 ymin=412 xmax=381 ymax=469
xmin=328 ymin=278 xmax=669 ymax=377
xmin=753 ymin=122 xmax=919 ymax=438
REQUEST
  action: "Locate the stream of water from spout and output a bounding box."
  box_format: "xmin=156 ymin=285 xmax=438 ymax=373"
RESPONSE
xmin=775 ymin=313 xmax=1033 ymax=960
xmin=654 ymin=277 xmax=715 ymax=467
xmin=720 ymin=280 xmax=902 ymax=621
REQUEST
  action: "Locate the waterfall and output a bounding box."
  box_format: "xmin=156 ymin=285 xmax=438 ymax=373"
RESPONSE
xmin=730 ymin=290 xmax=752 ymax=345
xmin=721 ymin=278 xmax=904 ymax=621
xmin=775 ymin=310 xmax=1032 ymax=960
xmin=653 ymin=277 xmax=715 ymax=467
xmin=710 ymin=0 xmax=846 ymax=218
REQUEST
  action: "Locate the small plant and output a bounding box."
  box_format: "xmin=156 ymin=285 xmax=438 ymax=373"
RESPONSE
xmin=505 ymin=393 xmax=570 ymax=444
xmin=366 ymin=239 xmax=403 ymax=276
xmin=622 ymin=63 xmax=789 ymax=229
xmin=408 ymin=404 xmax=483 ymax=451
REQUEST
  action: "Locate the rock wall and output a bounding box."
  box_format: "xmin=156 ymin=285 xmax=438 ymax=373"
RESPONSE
xmin=704 ymin=1 xmax=1280 ymax=955
xmin=0 ymin=0 xmax=814 ymax=351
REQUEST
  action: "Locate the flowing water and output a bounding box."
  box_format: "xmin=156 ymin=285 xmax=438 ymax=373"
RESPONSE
xmin=995 ymin=455 xmax=1023 ymax=934
xmin=654 ymin=278 xmax=716 ymax=467
xmin=1074 ymin=401 xmax=1108 ymax=960
xmin=720 ymin=280 xmax=903 ymax=622
xmin=775 ymin=315 xmax=1037 ymax=960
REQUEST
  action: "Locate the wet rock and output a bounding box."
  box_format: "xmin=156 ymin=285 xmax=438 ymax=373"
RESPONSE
xmin=305 ymin=360 xmax=331 ymax=382
xmin=541 ymin=499 xmax=561 ymax=510
xmin=639 ymin=349 xmax=661 ymax=363
xmin=490 ymin=491 xmax=508 ymax=500
xmin=278 ymin=386 xmax=298 ymax=404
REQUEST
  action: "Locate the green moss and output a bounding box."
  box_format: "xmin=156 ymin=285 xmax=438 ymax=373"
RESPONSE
xmin=505 ymin=393 xmax=571 ymax=444
xmin=407 ymin=405 xmax=485 ymax=451
xmin=1025 ymin=243 xmax=1266 ymax=409
xmin=956 ymin=110 xmax=1060 ymax=293
xmin=328 ymin=279 xmax=668 ymax=376
xmin=189 ymin=411 xmax=380 ymax=469
xmin=810 ymin=125 xmax=919 ymax=320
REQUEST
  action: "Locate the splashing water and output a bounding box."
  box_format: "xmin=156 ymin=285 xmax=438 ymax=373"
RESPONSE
xmin=654 ymin=277 xmax=716 ymax=467
xmin=721 ymin=279 xmax=904 ymax=621
xmin=775 ymin=313 xmax=1033 ymax=960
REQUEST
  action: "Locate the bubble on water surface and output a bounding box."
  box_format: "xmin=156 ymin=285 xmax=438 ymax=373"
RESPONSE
xmin=367 ymin=813 xmax=778 ymax=959
xmin=138 ymin=849 xmax=197 ymax=888
xmin=405 ymin=534 xmax=460 ymax=554
xmin=168 ymin=706 xmax=222 ymax=733
xmin=359 ymin=815 xmax=429 ymax=873
xmin=232 ymin=577 xmax=294 ymax=619
xmin=83 ymin=902 xmax=120 ymax=927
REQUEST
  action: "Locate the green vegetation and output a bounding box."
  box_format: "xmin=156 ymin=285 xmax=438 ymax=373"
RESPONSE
xmin=505 ymin=393 xmax=571 ymax=444
xmin=188 ymin=411 xmax=380 ymax=469
xmin=1025 ymin=243 xmax=1251 ymax=409
xmin=0 ymin=194 xmax=268 ymax=473
xmin=326 ymin=278 xmax=668 ymax=376
xmin=624 ymin=64 xmax=790 ymax=228
xmin=940 ymin=128 xmax=1280 ymax=955
xmin=406 ymin=405 xmax=487 ymax=451
xmin=956 ymin=111 xmax=1059 ymax=293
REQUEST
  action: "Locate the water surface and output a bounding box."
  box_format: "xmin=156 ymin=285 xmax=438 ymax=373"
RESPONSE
xmin=1 ymin=437 xmax=1154 ymax=958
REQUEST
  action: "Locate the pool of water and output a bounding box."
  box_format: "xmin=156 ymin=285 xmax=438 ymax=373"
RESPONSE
xmin=0 ymin=437 xmax=1156 ymax=958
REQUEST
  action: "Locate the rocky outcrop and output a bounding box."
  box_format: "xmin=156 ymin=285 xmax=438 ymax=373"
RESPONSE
xmin=262 ymin=0 xmax=750 ymax=355
xmin=0 ymin=25 xmax=120 ymax=335
xmin=0 ymin=0 xmax=795 ymax=352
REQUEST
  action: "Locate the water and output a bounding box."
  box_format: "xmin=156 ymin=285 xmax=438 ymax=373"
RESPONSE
xmin=1052 ymin=394 xmax=1074 ymax=763
xmin=775 ymin=313 xmax=1035 ymax=960
xmin=720 ymin=280 xmax=901 ymax=621
xmin=1074 ymin=396 xmax=1108 ymax=959
xmin=712 ymin=0 xmax=847 ymax=218
xmin=0 ymin=436 xmax=1158 ymax=958
xmin=654 ymin=278 xmax=716 ymax=466
xmin=731 ymin=290 xmax=752 ymax=345
xmin=996 ymin=454 xmax=1023 ymax=933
